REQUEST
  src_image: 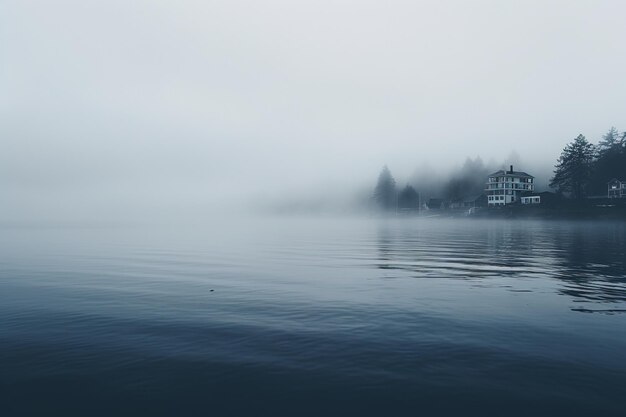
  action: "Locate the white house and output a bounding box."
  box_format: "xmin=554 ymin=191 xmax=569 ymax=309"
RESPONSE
xmin=485 ymin=165 xmax=534 ymax=206
xmin=607 ymin=179 xmax=625 ymax=198
xmin=521 ymin=195 xmax=541 ymax=205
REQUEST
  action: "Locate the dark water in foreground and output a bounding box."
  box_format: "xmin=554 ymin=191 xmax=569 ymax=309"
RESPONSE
xmin=1 ymin=217 xmax=625 ymax=416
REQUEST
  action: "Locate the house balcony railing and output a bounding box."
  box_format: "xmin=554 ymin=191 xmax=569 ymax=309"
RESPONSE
xmin=488 ymin=178 xmax=534 ymax=183
xmin=485 ymin=184 xmax=534 ymax=191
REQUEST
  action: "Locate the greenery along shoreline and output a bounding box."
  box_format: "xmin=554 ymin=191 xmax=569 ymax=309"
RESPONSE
xmin=372 ymin=127 xmax=626 ymax=213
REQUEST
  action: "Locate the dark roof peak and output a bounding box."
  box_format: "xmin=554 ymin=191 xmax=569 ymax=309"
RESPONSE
xmin=488 ymin=169 xmax=533 ymax=178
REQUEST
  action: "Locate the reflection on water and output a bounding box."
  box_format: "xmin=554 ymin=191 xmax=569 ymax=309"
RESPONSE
xmin=0 ymin=218 xmax=625 ymax=416
xmin=375 ymin=220 xmax=626 ymax=309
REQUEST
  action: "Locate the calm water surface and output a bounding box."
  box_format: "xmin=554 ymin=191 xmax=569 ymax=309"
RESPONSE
xmin=1 ymin=217 xmax=625 ymax=416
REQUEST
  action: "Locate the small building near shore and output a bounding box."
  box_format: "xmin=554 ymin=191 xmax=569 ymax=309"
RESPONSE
xmin=520 ymin=191 xmax=560 ymax=206
xmin=608 ymin=179 xmax=626 ymax=198
xmin=450 ymin=194 xmax=487 ymax=209
xmin=521 ymin=195 xmax=541 ymax=205
xmin=427 ymin=198 xmax=447 ymax=210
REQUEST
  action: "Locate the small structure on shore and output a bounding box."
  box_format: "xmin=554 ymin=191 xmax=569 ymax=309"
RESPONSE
xmin=607 ymin=179 xmax=626 ymax=198
xmin=426 ymin=198 xmax=447 ymax=210
xmin=521 ymin=195 xmax=541 ymax=205
xmin=450 ymin=195 xmax=487 ymax=209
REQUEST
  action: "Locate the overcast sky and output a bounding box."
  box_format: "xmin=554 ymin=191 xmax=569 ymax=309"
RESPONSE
xmin=2 ymin=0 xmax=625 ymax=220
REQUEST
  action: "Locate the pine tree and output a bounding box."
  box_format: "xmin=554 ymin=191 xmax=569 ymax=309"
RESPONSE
xmin=444 ymin=156 xmax=489 ymax=201
xmin=598 ymin=127 xmax=620 ymax=155
xmin=373 ymin=166 xmax=397 ymax=211
xmin=550 ymin=135 xmax=595 ymax=200
xmin=589 ymin=127 xmax=626 ymax=194
xmin=398 ymin=185 xmax=419 ymax=210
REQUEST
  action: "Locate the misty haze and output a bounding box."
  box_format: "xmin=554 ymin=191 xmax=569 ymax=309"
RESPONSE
xmin=2 ymin=1 xmax=626 ymax=416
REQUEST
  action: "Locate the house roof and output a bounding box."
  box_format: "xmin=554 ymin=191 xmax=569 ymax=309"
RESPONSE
xmin=488 ymin=169 xmax=534 ymax=178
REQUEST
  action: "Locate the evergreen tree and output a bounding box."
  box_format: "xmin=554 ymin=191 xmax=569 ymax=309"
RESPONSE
xmin=444 ymin=156 xmax=489 ymax=201
xmin=373 ymin=166 xmax=397 ymax=211
xmin=598 ymin=127 xmax=621 ymax=156
xmin=398 ymin=185 xmax=419 ymax=209
xmin=550 ymin=134 xmax=595 ymax=199
xmin=589 ymin=127 xmax=626 ymax=194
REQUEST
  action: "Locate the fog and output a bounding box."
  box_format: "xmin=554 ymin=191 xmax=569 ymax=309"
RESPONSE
xmin=2 ymin=0 xmax=626 ymax=222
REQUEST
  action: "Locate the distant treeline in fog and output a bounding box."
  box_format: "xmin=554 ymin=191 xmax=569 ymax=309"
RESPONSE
xmin=373 ymin=127 xmax=626 ymax=211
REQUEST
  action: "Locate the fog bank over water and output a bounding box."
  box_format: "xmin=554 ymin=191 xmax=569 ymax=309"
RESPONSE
xmin=2 ymin=1 xmax=626 ymax=222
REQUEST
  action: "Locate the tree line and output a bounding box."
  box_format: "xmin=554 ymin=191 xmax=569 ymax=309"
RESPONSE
xmin=550 ymin=127 xmax=626 ymax=199
xmin=373 ymin=166 xmax=420 ymax=211
xmin=372 ymin=127 xmax=626 ymax=211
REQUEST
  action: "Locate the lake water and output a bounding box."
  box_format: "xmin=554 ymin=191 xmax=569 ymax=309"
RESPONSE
xmin=1 ymin=217 xmax=625 ymax=416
